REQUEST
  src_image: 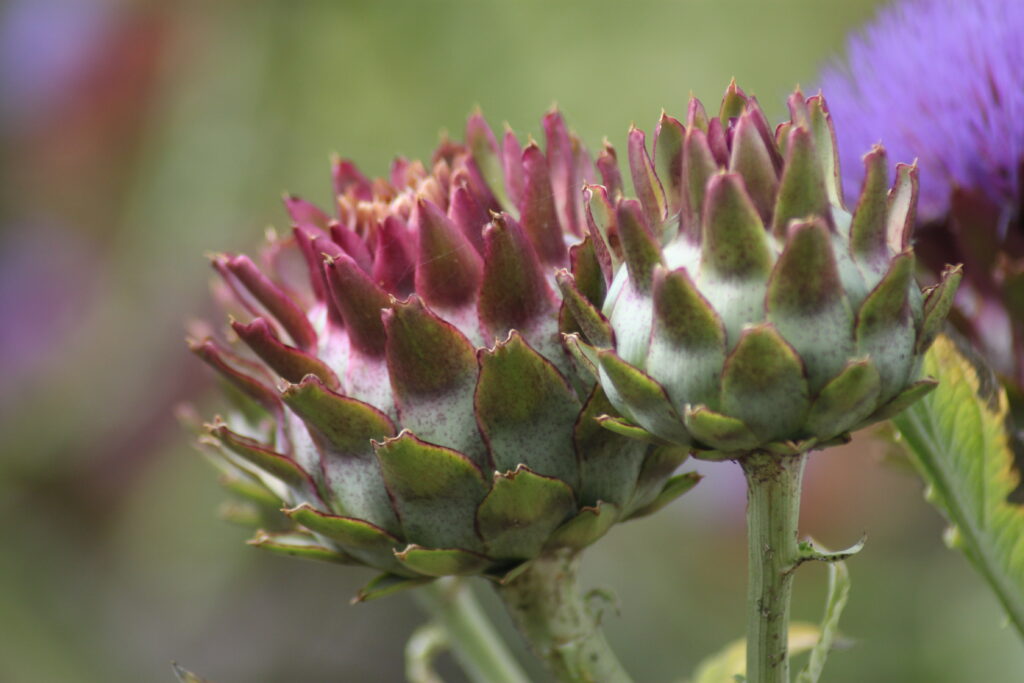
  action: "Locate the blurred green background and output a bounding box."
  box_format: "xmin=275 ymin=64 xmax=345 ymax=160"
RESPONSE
xmin=1 ymin=1 xmax=1021 ymax=681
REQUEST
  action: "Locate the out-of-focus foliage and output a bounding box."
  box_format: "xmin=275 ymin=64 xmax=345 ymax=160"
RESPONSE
xmin=2 ymin=1 xmax=1023 ymax=682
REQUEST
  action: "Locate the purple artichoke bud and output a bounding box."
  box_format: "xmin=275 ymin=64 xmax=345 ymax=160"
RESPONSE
xmin=565 ymin=84 xmax=961 ymax=458
xmin=819 ymin=0 xmax=1024 ymax=392
xmin=189 ymin=110 xmax=698 ymax=595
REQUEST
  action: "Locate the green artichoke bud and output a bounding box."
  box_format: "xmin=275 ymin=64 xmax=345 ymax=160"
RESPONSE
xmin=563 ymin=83 xmax=962 ymax=458
xmin=189 ymin=109 xmax=697 ymax=599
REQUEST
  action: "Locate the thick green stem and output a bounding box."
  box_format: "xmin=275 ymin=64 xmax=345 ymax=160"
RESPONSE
xmin=496 ymin=549 xmax=632 ymax=683
xmin=415 ymin=578 xmax=530 ymax=683
xmin=741 ymin=451 xmax=807 ymax=683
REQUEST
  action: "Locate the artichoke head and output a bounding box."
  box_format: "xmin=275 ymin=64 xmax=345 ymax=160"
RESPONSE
xmin=189 ymin=110 xmax=697 ymax=598
xmin=562 ymin=83 xmax=962 ymax=459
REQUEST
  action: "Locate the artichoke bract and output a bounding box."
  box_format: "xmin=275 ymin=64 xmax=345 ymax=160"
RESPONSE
xmin=189 ymin=110 xmax=696 ymax=599
xmin=562 ymin=83 xmax=962 ymax=459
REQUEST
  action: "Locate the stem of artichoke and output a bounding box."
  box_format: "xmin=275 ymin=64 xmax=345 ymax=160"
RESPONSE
xmin=415 ymin=577 xmax=531 ymax=683
xmin=496 ymin=548 xmax=633 ymax=683
xmin=741 ymin=451 xmax=808 ymax=683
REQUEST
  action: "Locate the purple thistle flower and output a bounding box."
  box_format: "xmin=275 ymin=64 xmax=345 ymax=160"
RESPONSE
xmin=820 ymin=0 xmax=1024 ymax=222
xmin=821 ymin=0 xmax=1024 ymax=392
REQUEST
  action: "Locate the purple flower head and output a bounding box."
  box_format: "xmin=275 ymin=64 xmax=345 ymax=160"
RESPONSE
xmin=820 ymin=0 xmax=1024 ymax=222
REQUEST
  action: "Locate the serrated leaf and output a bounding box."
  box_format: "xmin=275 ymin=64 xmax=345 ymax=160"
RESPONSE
xmin=891 ymin=334 xmax=1024 ymax=639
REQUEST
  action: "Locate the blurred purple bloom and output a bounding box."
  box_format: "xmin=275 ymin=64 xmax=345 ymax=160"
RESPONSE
xmin=0 ymin=0 xmax=110 ymax=128
xmin=820 ymin=0 xmax=1024 ymax=222
xmin=0 ymin=222 xmax=99 ymax=410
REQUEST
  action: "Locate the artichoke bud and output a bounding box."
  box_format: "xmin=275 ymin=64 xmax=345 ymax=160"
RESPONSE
xmin=566 ymin=83 xmax=962 ymax=459
xmin=190 ymin=110 xmax=699 ymax=597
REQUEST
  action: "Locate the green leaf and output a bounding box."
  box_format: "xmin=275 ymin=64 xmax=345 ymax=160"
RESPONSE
xmin=794 ymin=555 xmax=852 ymax=683
xmin=891 ymin=334 xmax=1024 ymax=639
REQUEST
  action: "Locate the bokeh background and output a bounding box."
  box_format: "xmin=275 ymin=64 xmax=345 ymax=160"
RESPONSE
xmin=1 ymin=1 xmax=1021 ymax=681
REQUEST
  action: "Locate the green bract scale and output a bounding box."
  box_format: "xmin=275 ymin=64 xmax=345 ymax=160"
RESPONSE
xmin=562 ymin=83 xmax=962 ymax=459
xmin=189 ymin=110 xmax=698 ymax=600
